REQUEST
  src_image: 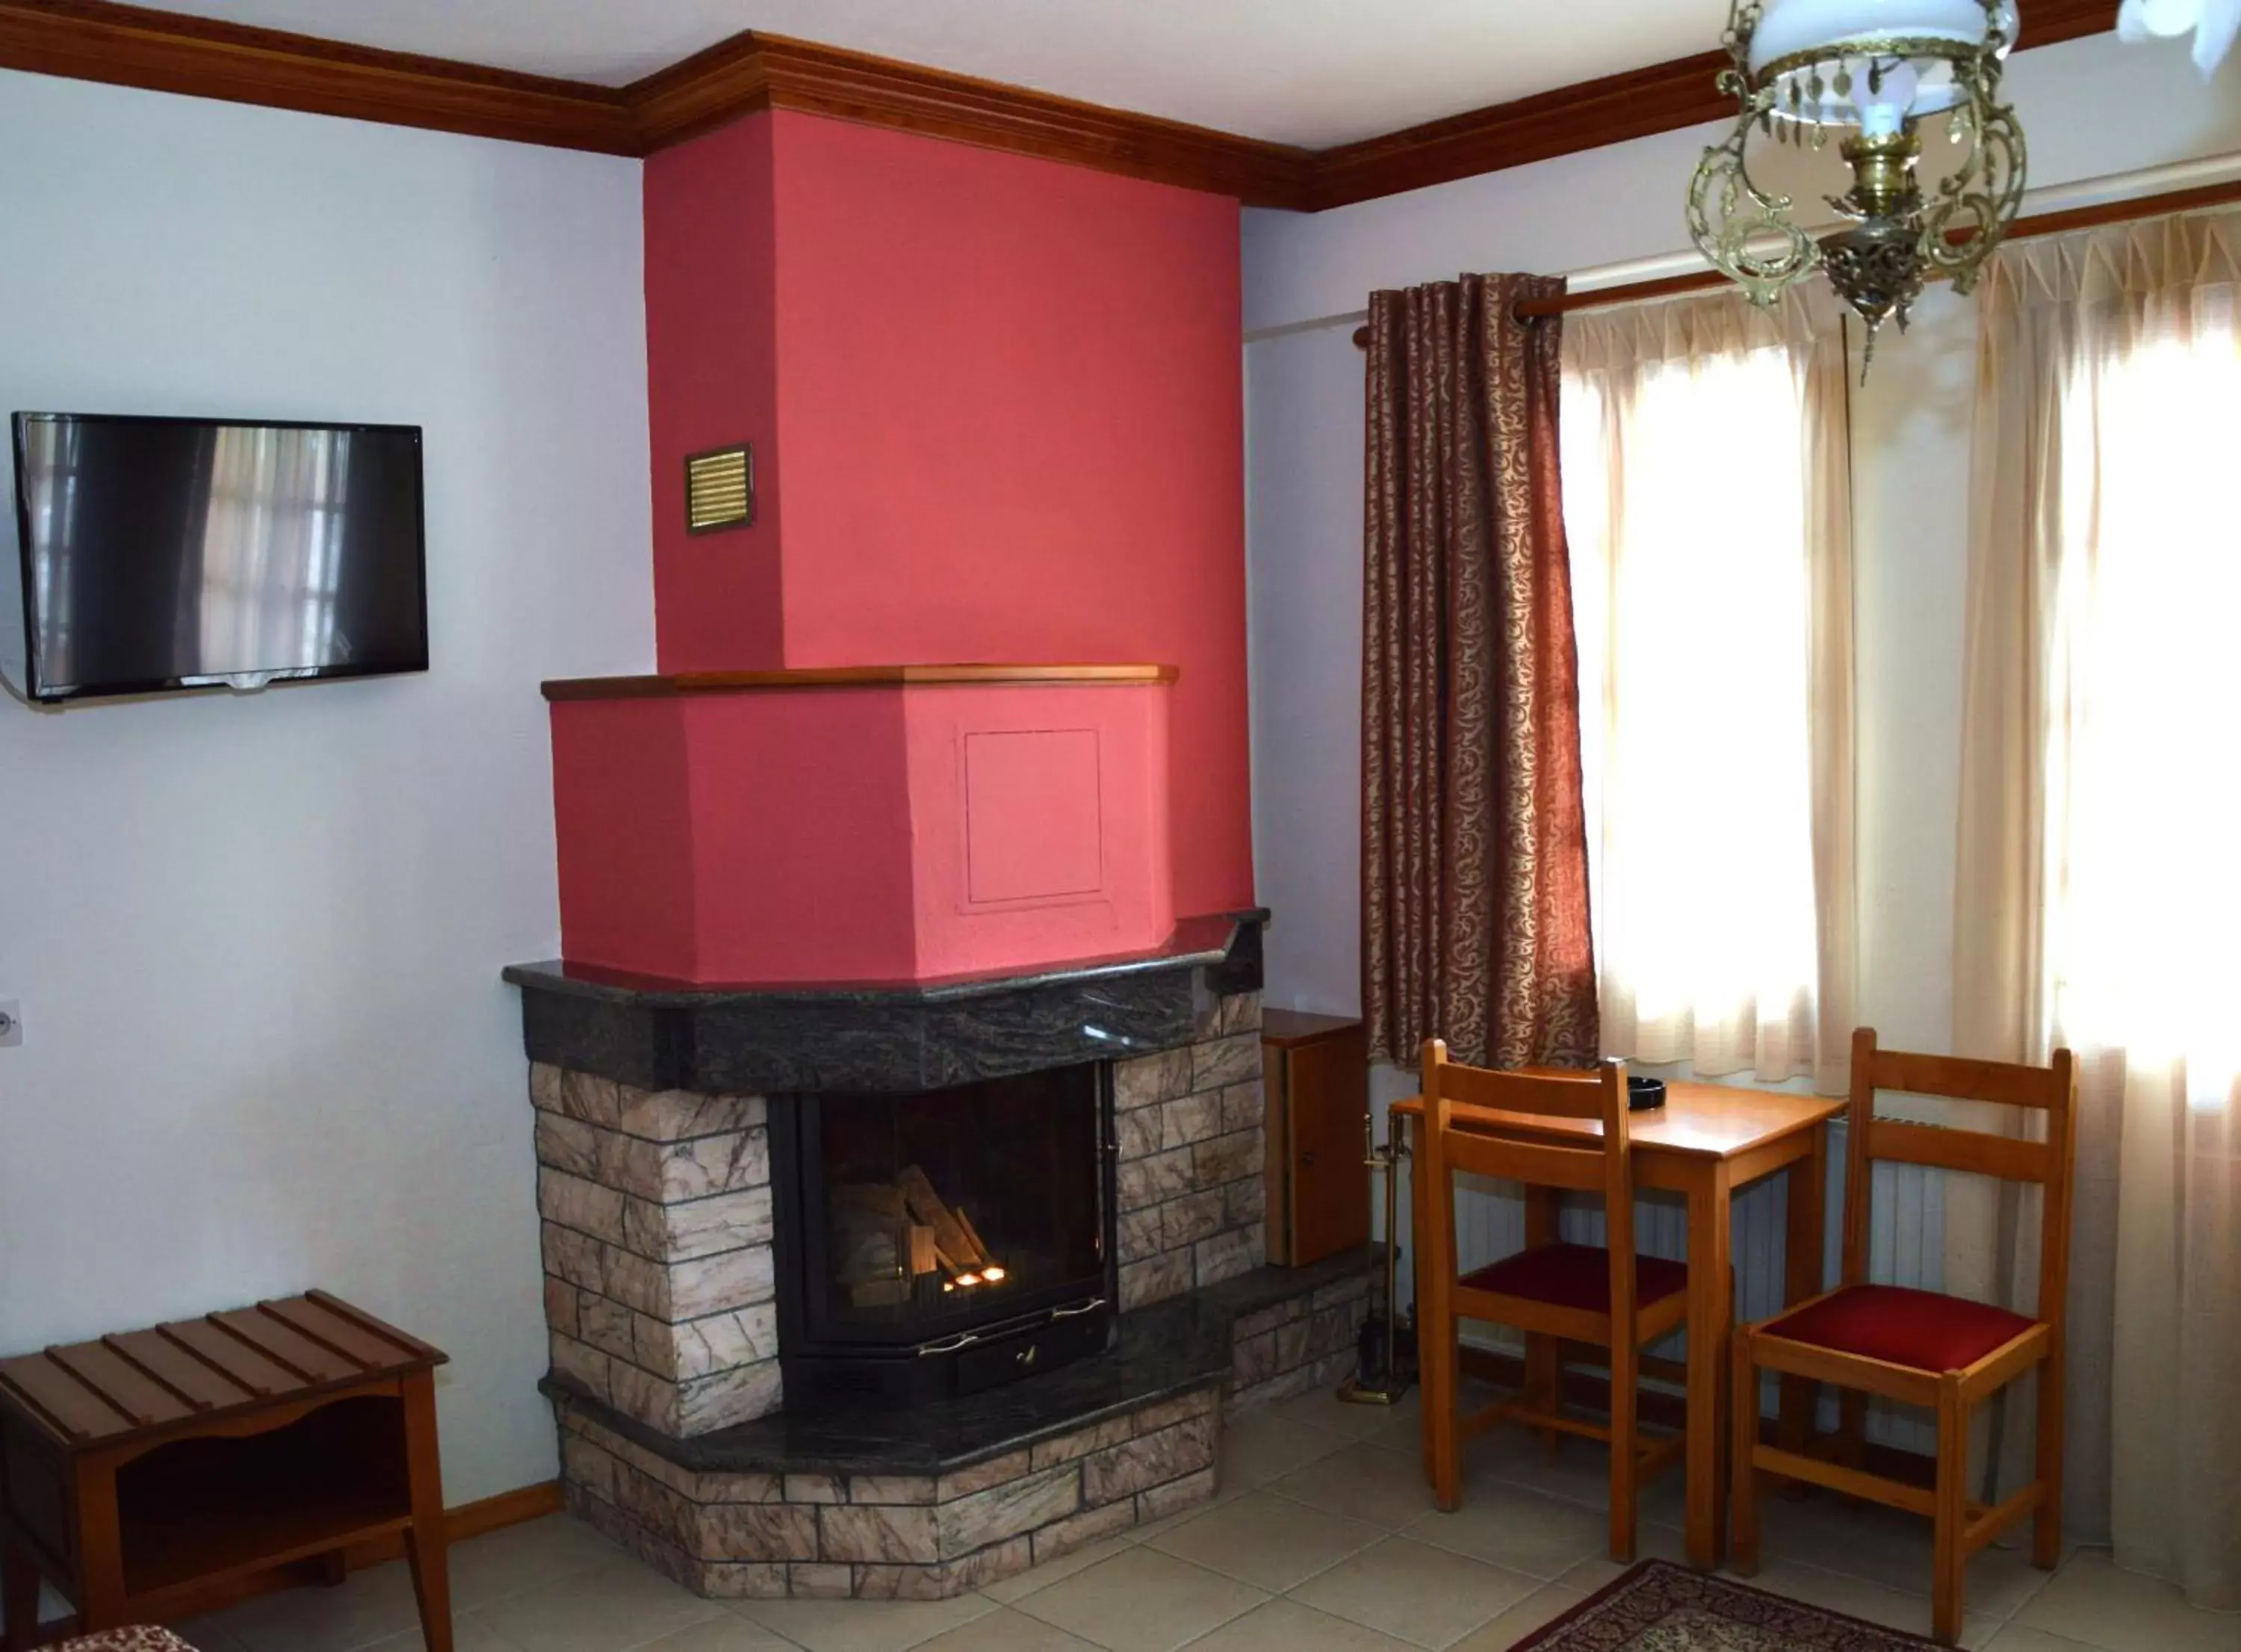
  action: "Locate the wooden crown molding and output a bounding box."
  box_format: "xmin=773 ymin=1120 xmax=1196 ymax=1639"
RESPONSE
xmin=0 ymin=1 xmax=1313 ymax=205
xmin=0 ymin=0 xmax=637 ymax=153
xmin=634 ymin=31 xmax=1315 ymax=207
xmin=1315 ymin=49 xmax=1735 ymax=211
xmin=1313 ymin=0 xmax=2122 ymax=210
xmin=541 ymin=664 xmax=1180 ymax=702
xmin=0 ymin=0 xmax=2120 ymax=211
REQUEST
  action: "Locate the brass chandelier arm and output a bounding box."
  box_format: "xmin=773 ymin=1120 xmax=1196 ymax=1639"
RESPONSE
xmin=1688 ymin=81 xmax=1823 ymax=305
xmin=1683 ymin=0 xmax=2028 ymax=360
xmin=1502 ymin=170 xmax=2241 ymax=326
xmin=1343 ymin=169 xmax=2241 ymax=354
xmin=1920 ymin=88 xmax=2029 ymax=289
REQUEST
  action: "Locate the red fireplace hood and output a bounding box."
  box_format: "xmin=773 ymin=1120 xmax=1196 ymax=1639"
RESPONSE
xmin=542 ymin=109 xmax=1253 ymax=984
xmin=544 ymin=665 xmax=1178 ymax=984
xmin=630 ymin=108 xmax=1253 ymax=934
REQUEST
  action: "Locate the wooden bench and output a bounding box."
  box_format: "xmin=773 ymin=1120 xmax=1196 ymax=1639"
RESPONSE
xmin=0 ymin=1293 xmax=450 ymax=1652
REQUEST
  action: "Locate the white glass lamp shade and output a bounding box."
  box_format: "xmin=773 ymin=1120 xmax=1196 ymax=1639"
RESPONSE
xmin=1749 ymin=0 xmax=2017 ymax=131
xmin=2118 ymin=0 xmax=2241 ymax=74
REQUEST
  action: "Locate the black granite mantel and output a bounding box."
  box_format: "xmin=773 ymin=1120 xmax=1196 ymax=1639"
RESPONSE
xmin=503 ymin=910 xmax=1268 ymax=1095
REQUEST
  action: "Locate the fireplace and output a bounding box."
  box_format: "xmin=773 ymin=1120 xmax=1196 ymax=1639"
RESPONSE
xmin=509 ymin=914 xmax=1387 ymax=1603
xmin=768 ymin=1062 xmax=1118 ymax=1406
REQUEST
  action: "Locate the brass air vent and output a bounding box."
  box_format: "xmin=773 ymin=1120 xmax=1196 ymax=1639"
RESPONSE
xmin=685 ymin=444 xmax=754 ymax=534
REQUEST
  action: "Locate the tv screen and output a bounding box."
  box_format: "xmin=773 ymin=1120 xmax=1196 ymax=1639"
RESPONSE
xmin=6 ymin=412 xmax=428 ymax=704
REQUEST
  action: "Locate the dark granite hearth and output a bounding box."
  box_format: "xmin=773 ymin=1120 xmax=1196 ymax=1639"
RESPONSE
xmin=543 ymin=1249 xmax=1371 ymax=1485
xmin=516 ymin=924 xmax=1374 ymax=1600
xmin=505 ymin=910 xmax=1268 ymax=1094
xmin=544 ymin=1291 xmax=1233 ymax=1480
xmin=547 ymin=1249 xmax=1376 ymax=1600
xmin=1201 ymin=1243 xmax=1378 ymax=1326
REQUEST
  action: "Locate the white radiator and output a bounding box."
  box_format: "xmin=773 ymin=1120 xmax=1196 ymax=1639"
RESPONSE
xmin=1381 ymin=1117 xmax=1947 ymax=1453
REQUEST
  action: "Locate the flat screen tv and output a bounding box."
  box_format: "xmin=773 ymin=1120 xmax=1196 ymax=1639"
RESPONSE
xmin=4 ymin=412 xmax=428 ymax=704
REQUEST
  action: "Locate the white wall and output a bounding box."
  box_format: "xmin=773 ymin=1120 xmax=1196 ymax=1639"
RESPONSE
xmin=0 ymin=72 xmax=653 ymax=1503
xmin=1243 ymin=326 xmax=1367 ymax=1017
xmin=1245 ymin=29 xmax=2241 ymax=1034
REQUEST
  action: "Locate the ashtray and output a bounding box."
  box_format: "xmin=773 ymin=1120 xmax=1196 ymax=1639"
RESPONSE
xmin=1627 ymin=1076 xmax=1668 ymax=1112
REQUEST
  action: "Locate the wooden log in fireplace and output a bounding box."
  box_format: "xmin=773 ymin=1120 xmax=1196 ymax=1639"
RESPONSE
xmin=835 ymin=1167 xmax=999 ymax=1307
xmin=898 ymin=1165 xmax=989 ymax=1273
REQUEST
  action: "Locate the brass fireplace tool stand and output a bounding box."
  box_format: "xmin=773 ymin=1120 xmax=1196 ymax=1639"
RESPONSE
xmin=1338 ymin=1102 xmax=1416 ymax=1405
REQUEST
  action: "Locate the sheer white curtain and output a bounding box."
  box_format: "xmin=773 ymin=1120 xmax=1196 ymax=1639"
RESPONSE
xmin=1954 ymin=209 xmax=2241 ymax=1609
xmin=1561 ymin=291 xmax=1857 ymax=1092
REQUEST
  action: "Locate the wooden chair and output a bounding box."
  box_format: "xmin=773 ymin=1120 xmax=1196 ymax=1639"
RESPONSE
xmin=1730 ymin=1028 xmax=2078 ymax=1645
xmin=1416 ymin=1040 xmax=1690 ymax=1562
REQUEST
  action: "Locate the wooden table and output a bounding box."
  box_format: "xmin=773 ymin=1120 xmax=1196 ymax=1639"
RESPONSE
xmin=0 ymin=1292 xmax=450 ymax=1652
xmin=1395 ymin=1082 xmax=1844 ymax=1570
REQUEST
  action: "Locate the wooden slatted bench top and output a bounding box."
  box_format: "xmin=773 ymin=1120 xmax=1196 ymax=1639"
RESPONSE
xmin=0 ymin=1291 xmax=447 ymax=1453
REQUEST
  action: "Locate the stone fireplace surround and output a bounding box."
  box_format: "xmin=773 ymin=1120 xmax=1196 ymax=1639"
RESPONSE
xmin=505 ymin=912 xmax=1371 ymax=1601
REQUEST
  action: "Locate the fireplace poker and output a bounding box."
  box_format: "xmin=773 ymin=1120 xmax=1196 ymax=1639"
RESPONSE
xmin=1338 ymin=1100 xmax=1416 ymax=1405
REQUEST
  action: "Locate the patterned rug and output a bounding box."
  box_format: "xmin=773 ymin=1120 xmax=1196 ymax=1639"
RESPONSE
xmin=1513 ymin=1562 xmax=1939 ymax=1650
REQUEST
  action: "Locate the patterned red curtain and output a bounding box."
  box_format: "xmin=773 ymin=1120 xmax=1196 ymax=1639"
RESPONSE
xmin=1361 ymin=273 xmax=1598 ymax=1069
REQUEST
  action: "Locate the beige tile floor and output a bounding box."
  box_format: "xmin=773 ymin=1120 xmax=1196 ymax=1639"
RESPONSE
xmin=145 ymin=1389 xmax=2235 ymax=1652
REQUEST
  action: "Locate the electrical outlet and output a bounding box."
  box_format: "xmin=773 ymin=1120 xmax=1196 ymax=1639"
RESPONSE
xmin=0 ymin=1002 xmax=19 ymax=1048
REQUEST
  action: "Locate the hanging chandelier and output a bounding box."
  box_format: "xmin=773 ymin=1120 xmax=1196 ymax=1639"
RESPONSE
xmin=1687 ymin=0 xmax=2027 ymax=360
xmin=2118 ymin=0 xmax=2241 ymax=74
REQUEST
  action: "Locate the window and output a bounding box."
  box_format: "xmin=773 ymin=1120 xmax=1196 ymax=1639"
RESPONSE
xmin=1560 ymin=297 xmax=1850 ymax=1086
xmin=1955 ymin=212 xmax=2241 ymax=1603
xmin=2045 ymin=325 xmax=2241 ymax=1102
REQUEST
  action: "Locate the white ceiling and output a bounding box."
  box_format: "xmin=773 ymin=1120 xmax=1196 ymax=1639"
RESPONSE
xmin=147 ymin=0 xmax=1735 ymax=149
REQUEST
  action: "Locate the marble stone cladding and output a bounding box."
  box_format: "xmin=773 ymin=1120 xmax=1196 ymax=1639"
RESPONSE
xmin=527 ymin=989 xmax=1263 ymax=1434
xmin=541 ymin=1245 xmax=1369 ymax=1601
xmin=531 ymin=1067 xmax=782 ymax=1438
xmin=1112 ymin=992 xmax=1268 ymax=1312
xmin=558 ymin=1385 xmax=1222 ymax=1600
xmin=1226 ymin=1270 xmax=1372 ymax=1408
xmin=522 ymin=959 xmax=1386 ymax=1603
xmin=527 ymin=990 xmax=1263 ymax=1435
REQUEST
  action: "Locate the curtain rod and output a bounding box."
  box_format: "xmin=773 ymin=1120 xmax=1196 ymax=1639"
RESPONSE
xmin=1348 ymin=170 xmax=2241 ymax=349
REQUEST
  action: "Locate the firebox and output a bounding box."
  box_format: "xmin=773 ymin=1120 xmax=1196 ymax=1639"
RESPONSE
xmin=768 ymin=1062 xmax=1117 ymax=1406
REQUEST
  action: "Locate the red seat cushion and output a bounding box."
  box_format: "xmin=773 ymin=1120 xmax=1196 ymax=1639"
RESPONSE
xmin=1460 ymin=1242 xmax=1688 ymax=1314
xmin=1763 ymin=1284 xmax=2037 ymax=1373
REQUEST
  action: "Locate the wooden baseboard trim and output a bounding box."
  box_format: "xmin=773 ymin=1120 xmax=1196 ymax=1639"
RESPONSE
xmin=16 ymin=1481 xmax=565 ymax=1645
xmin=318 ymin=1479 xmax=568 ymax=1580
xmin=444 ymin=1479 xmax=568 ymax=1545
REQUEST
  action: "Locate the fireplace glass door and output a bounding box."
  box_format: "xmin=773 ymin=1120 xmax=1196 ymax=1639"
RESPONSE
xmin=804 ymin=1063 xmax=1109 ymax=1347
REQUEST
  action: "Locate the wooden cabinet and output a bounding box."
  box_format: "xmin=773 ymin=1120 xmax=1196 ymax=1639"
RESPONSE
xmin=1262 ymin=1011 xmax=1371 ymax=1267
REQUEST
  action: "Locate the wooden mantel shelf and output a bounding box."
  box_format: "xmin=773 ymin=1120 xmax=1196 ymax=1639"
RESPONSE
xmin=541 ymin=663 xmax=1179 ymax=701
